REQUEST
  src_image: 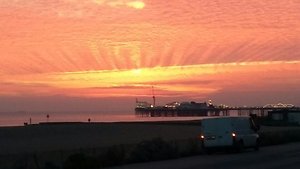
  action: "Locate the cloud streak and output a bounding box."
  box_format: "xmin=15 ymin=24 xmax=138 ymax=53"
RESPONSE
xmin=0 ymin=0 xmax=300 ymax=111
xmin=1 ymin=61 xmax=299 ymax=99
xmin=92 ymin=0 xmax=145 ymax=9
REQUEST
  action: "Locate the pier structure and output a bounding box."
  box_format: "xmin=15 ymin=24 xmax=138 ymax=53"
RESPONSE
xmin=212 ymin=106 xmax=300 ymax=117
xmin=135 ymin=103 xmax=300 ymax=117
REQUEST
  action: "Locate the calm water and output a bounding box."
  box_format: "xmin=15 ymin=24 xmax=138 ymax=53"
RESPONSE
xmin=0 ymin=111 xmax=211 ymax=127
xmin=0 ymin=110 xmax=245 ymax=127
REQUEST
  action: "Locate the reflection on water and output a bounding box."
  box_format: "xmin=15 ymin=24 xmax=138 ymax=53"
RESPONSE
xmin=0 ymin=110 xmax=249 ymax=127
xmin=0 ymin=112 xmax=208 ymax=127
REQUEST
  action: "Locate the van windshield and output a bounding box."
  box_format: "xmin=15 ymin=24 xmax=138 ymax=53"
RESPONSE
xmin=201 ymin=118 xmax=232 ymax=134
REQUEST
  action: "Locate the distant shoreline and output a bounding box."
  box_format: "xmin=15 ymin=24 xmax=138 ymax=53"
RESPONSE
xmin=0 ymin=116 xmax=210 ymax=127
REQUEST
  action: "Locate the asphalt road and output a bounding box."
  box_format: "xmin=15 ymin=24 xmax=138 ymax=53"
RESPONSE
xmin=109 ymin=142 xmax=300 ymax=169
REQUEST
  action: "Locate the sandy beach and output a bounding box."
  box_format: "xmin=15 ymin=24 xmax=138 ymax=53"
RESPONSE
xmin=0 ymin=121 xmax=203 ymax=155
xmin=0 ymin=121 xmax=299 ymax=155
xmin=1 ymin=121 xmax=300 ymax=155
xmin=1 ymin=121 xmax=300 ymax=169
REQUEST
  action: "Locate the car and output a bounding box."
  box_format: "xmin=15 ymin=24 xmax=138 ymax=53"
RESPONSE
xmin=200 ymin=116 xmax=260 ymax=153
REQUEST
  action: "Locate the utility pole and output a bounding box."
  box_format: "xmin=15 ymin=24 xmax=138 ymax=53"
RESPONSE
xmin=152 ymin=86 xmax=156 ymax=107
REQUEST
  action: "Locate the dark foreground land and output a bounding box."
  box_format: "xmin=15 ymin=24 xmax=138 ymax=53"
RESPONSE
xmin=109 ymin=142 xmax=300 ymax=169
xmin=0 ymin=121 xmax=300 ymax=169
xmin=0 ymin=121 xmax=203 ymax=155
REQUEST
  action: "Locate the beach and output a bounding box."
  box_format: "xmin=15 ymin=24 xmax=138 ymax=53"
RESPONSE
xmin=0 ymin=121 xmax=203 ymax=168
xmin=1 ymin=121 xmax=300 ymax=155
xmin=0 ymin=121 xmax=202 ymax=155
xmin=1 ymin=121 xmax=300 ymax=169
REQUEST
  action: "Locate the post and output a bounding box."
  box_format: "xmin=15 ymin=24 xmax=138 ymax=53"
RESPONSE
xmin=152 ymin=86 xmax=156 ymax=107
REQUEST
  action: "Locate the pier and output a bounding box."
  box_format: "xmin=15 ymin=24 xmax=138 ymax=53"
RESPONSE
xmin=135 ymin=104 xmax=300 ymax=117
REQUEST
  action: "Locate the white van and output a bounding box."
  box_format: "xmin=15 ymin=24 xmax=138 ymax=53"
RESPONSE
xmin=200 ymin=116 xmax=260 ymax=152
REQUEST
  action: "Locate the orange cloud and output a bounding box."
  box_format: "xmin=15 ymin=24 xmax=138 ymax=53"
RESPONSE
xmin=1 ymin=61 xmax=299 ymax=98
xmin=93 ymin=0 xmax=145 ymax=9
xmin=0 ymin=0 xmax=300 ymax=109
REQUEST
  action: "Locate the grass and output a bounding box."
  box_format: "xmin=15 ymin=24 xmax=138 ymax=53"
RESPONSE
xmin=259 ymin=130 xmax=300 ymax=146
xmin=61 ymin=130 xmax=300 ymax=169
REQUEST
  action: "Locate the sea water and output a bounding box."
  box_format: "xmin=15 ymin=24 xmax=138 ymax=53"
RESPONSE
xmin=0 ymin=111 xmax=211 ymax=127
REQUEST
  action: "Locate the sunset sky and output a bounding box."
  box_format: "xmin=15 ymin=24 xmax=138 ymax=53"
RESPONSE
xmin=0 ymin=0 xmax=300 ymax=112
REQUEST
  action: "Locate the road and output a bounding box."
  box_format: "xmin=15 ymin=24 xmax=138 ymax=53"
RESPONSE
xmin=109 ymin=142 xmax=300 ymax=169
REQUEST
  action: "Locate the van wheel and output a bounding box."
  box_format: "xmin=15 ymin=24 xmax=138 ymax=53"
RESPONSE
xmin=254 ymin=139 xmax=260 ymax=151
xmin=235 ymin=140 xmax=244 ymax=153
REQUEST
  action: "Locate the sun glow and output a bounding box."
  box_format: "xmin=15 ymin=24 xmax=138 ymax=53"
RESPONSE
xmin=132 ymin=68 xmax=142 ymax=75
xmin=93 ymin=0 xmax=145 ymax=9
xmin=126 ymin=1 xmax=145 ymax=9
xmin=2 ymin=60 xmax=300 ymax=98
xmin=1 ymin=0 xmax=300 ymax=115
